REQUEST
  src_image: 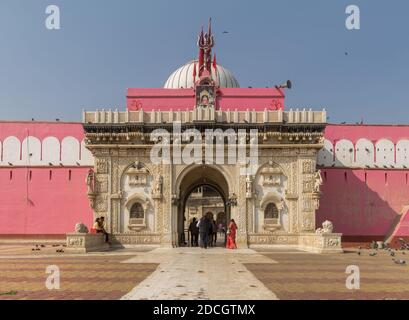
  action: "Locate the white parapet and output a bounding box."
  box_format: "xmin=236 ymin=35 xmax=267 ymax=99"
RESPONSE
xmin=83 ymin=109 xmax=327 ymax=125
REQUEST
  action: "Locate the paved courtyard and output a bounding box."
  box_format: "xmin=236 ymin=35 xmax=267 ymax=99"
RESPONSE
xmin=0 ymin=245 xmax=157 ymax=300
xmin=0 ymin=244 xmax=408 ymax=300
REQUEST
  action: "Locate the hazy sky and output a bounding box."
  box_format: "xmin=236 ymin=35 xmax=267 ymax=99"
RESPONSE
xmin=0 ymin=0 xmax=408 ymax=124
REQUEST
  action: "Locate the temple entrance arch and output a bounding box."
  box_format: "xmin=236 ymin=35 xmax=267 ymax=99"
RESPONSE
xmin=175 ymin=165 xmax=231 ymax=246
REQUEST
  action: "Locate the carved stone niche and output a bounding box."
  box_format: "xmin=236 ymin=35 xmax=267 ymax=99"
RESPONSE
xmin=126 ymin=166 xmax=149 ymax=186
xmin=260 ymin=165 xmax=283 ymax=187
xmin=260 ymin=191 xmax=284 ymax=232
xmin=124 ymin=193 xmax=152 ymax=232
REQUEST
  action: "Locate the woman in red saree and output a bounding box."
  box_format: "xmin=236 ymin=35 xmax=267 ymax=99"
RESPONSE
xmin=226 ymin=219 xmax=238 ymax=249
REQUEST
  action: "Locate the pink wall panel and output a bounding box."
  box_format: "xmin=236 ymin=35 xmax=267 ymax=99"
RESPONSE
xmin=0 ymin=121 xmax=85 ymax=142
xmin=325 ymin=124 xmax=409 ymax=144
xmin=126 ymin=88 xmax=285 ymax=111
xmin=0 ymin=167 xmax=93 ymax=235
xmin=317 ymin=169 xmax=409 ymax=238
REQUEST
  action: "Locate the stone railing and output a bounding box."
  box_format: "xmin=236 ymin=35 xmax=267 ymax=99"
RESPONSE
xmin=83 ymin=108 xmax=327 ymax=125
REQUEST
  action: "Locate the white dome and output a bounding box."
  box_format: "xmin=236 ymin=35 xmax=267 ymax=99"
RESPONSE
xmin=164 ymin=60 xmax=240 ymax=89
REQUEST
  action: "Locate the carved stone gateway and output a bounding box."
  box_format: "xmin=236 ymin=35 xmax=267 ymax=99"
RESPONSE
xmin=82 ymin=107 xmax=342 ymax=253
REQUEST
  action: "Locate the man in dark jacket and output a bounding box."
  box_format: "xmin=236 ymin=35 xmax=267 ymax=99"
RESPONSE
xmin=188 ymin=217 xmax=199 ymax=247
xmin=198 ymin=213 xmax=212 ymax=249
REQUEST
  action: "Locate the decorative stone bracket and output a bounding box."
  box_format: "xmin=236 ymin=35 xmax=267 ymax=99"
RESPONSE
xmin=87 ymin=192 xmax=96 ymax=209
xmin=312 ymin=191 xmax=322 ymax=210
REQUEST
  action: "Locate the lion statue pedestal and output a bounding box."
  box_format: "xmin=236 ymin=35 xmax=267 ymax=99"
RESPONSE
xmin=298 ymin=220 xmax=343 ymax=254
xmin=65 ymin=222 xmax=110 ymax=253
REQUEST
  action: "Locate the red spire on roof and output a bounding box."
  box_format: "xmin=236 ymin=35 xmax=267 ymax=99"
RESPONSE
xmin=197 ymin=18 xmax=215 ymax=78
xmin=193 ymin=61 xmax=197 ymax=83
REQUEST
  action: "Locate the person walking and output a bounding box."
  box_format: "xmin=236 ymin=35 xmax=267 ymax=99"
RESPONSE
xmin=188 ymin=217 xmax=199 ymax=247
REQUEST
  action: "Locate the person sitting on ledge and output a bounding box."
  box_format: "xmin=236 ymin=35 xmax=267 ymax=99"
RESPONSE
xmin=92 ymin=218 xmax=100 ymax=234
xmin=97 ymin=217 xmax=110 ymax=243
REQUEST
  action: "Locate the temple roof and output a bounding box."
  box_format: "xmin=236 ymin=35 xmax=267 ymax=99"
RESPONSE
xmin=164 ymin=60 xmax=240 ymax=89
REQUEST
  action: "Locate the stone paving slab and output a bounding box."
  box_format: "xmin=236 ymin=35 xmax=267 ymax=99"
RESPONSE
xmin=121 ymin=247 xmax=278 ymax=300
xmin=0 ymin=254 xmax=158 ymax=300
xmin=246 ymin=249 xmax=409 ymax=300
xmin=0 ymin=244 xmax=154 ymax=259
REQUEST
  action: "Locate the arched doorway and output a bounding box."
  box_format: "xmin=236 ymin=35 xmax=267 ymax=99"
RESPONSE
xmin=176 ymin=165 xmax=230 ymax=247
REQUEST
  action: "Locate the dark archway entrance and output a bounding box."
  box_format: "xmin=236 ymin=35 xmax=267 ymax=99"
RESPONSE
xmin=177 ymin=165 xmax=230 ymax=247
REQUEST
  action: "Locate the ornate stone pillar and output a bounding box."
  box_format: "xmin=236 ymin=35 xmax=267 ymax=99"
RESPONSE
xmin=110 ymin=194 xmax=122 ymax=234
xmin=299 ymin=157 xmax=319 ymax=232
xmin=236 ymin=173 xmax=249 ymax=247
xmin=152 ymin=163 xmax=172 ymax=247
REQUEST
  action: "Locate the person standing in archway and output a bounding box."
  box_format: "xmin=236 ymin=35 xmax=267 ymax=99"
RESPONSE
xmin=188 ymin=217 xmax=199 ymax=247
xmin=226 ymin=219 xmax=238 ymax=249
xmin=197 ymin=213 xmax=211 ymax=249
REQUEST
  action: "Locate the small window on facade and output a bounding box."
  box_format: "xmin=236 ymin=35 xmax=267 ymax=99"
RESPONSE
xmin=49 ymin=170 xmax=52 ymax=180
xmin=264 ymin=203 xmax=279 ymax=219
xmin=10 ymin=171 xmax=13 ymax=181
xmin=29 ymin=170 xmax=32 ymax=181
xmin=68 ymin=170 xmax=72 ymax=181
xmin=130 ymin=203 xmax=144 ymax=219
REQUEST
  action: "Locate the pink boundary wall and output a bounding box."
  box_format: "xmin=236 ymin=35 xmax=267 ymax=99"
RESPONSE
xmin=317 ymin=168 xmax=409 ymax=240
xmin=0 ymin=122 xmax=408 ymax=239
xmin=0 ymin=122 xmax=93 ymax=235
xmin=324 ymin=124 xmax=409 ymax=144
xmin=0 ymin=167 xmax=93 ymax=235
xmin=317 ymin=124 xmax=409 ymax=241
xmin=0 ymin=121 xmax=85 ymax=142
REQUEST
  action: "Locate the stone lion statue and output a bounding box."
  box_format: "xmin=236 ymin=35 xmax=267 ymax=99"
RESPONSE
xmin=315 ymin=220 xmax=333 ymax=234
xmin=74 ymin=223 xmax=89 ymax=234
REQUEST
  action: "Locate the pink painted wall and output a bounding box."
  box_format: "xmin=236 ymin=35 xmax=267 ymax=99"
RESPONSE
xmin=0 ymin=121 xmax=85 ymax=142
xmin=317 ymin=168 xmax=409 ymax=239
xmin=126 ymin=88 xmax=285 ymax=111
xmin=0 ymin=121 xmax=93 ymax=235
xmin=0 ymin=120 xmax=408 ymax=239
xmin=391 ymin=209 xmax=409 ymax=238
xmin=324 ymin=124 xmax=409 ymax=144
xmin=317 ymin=124 xmax=409 ymax=240
xmin=0 ymin=167 xmax=93 ymax=235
